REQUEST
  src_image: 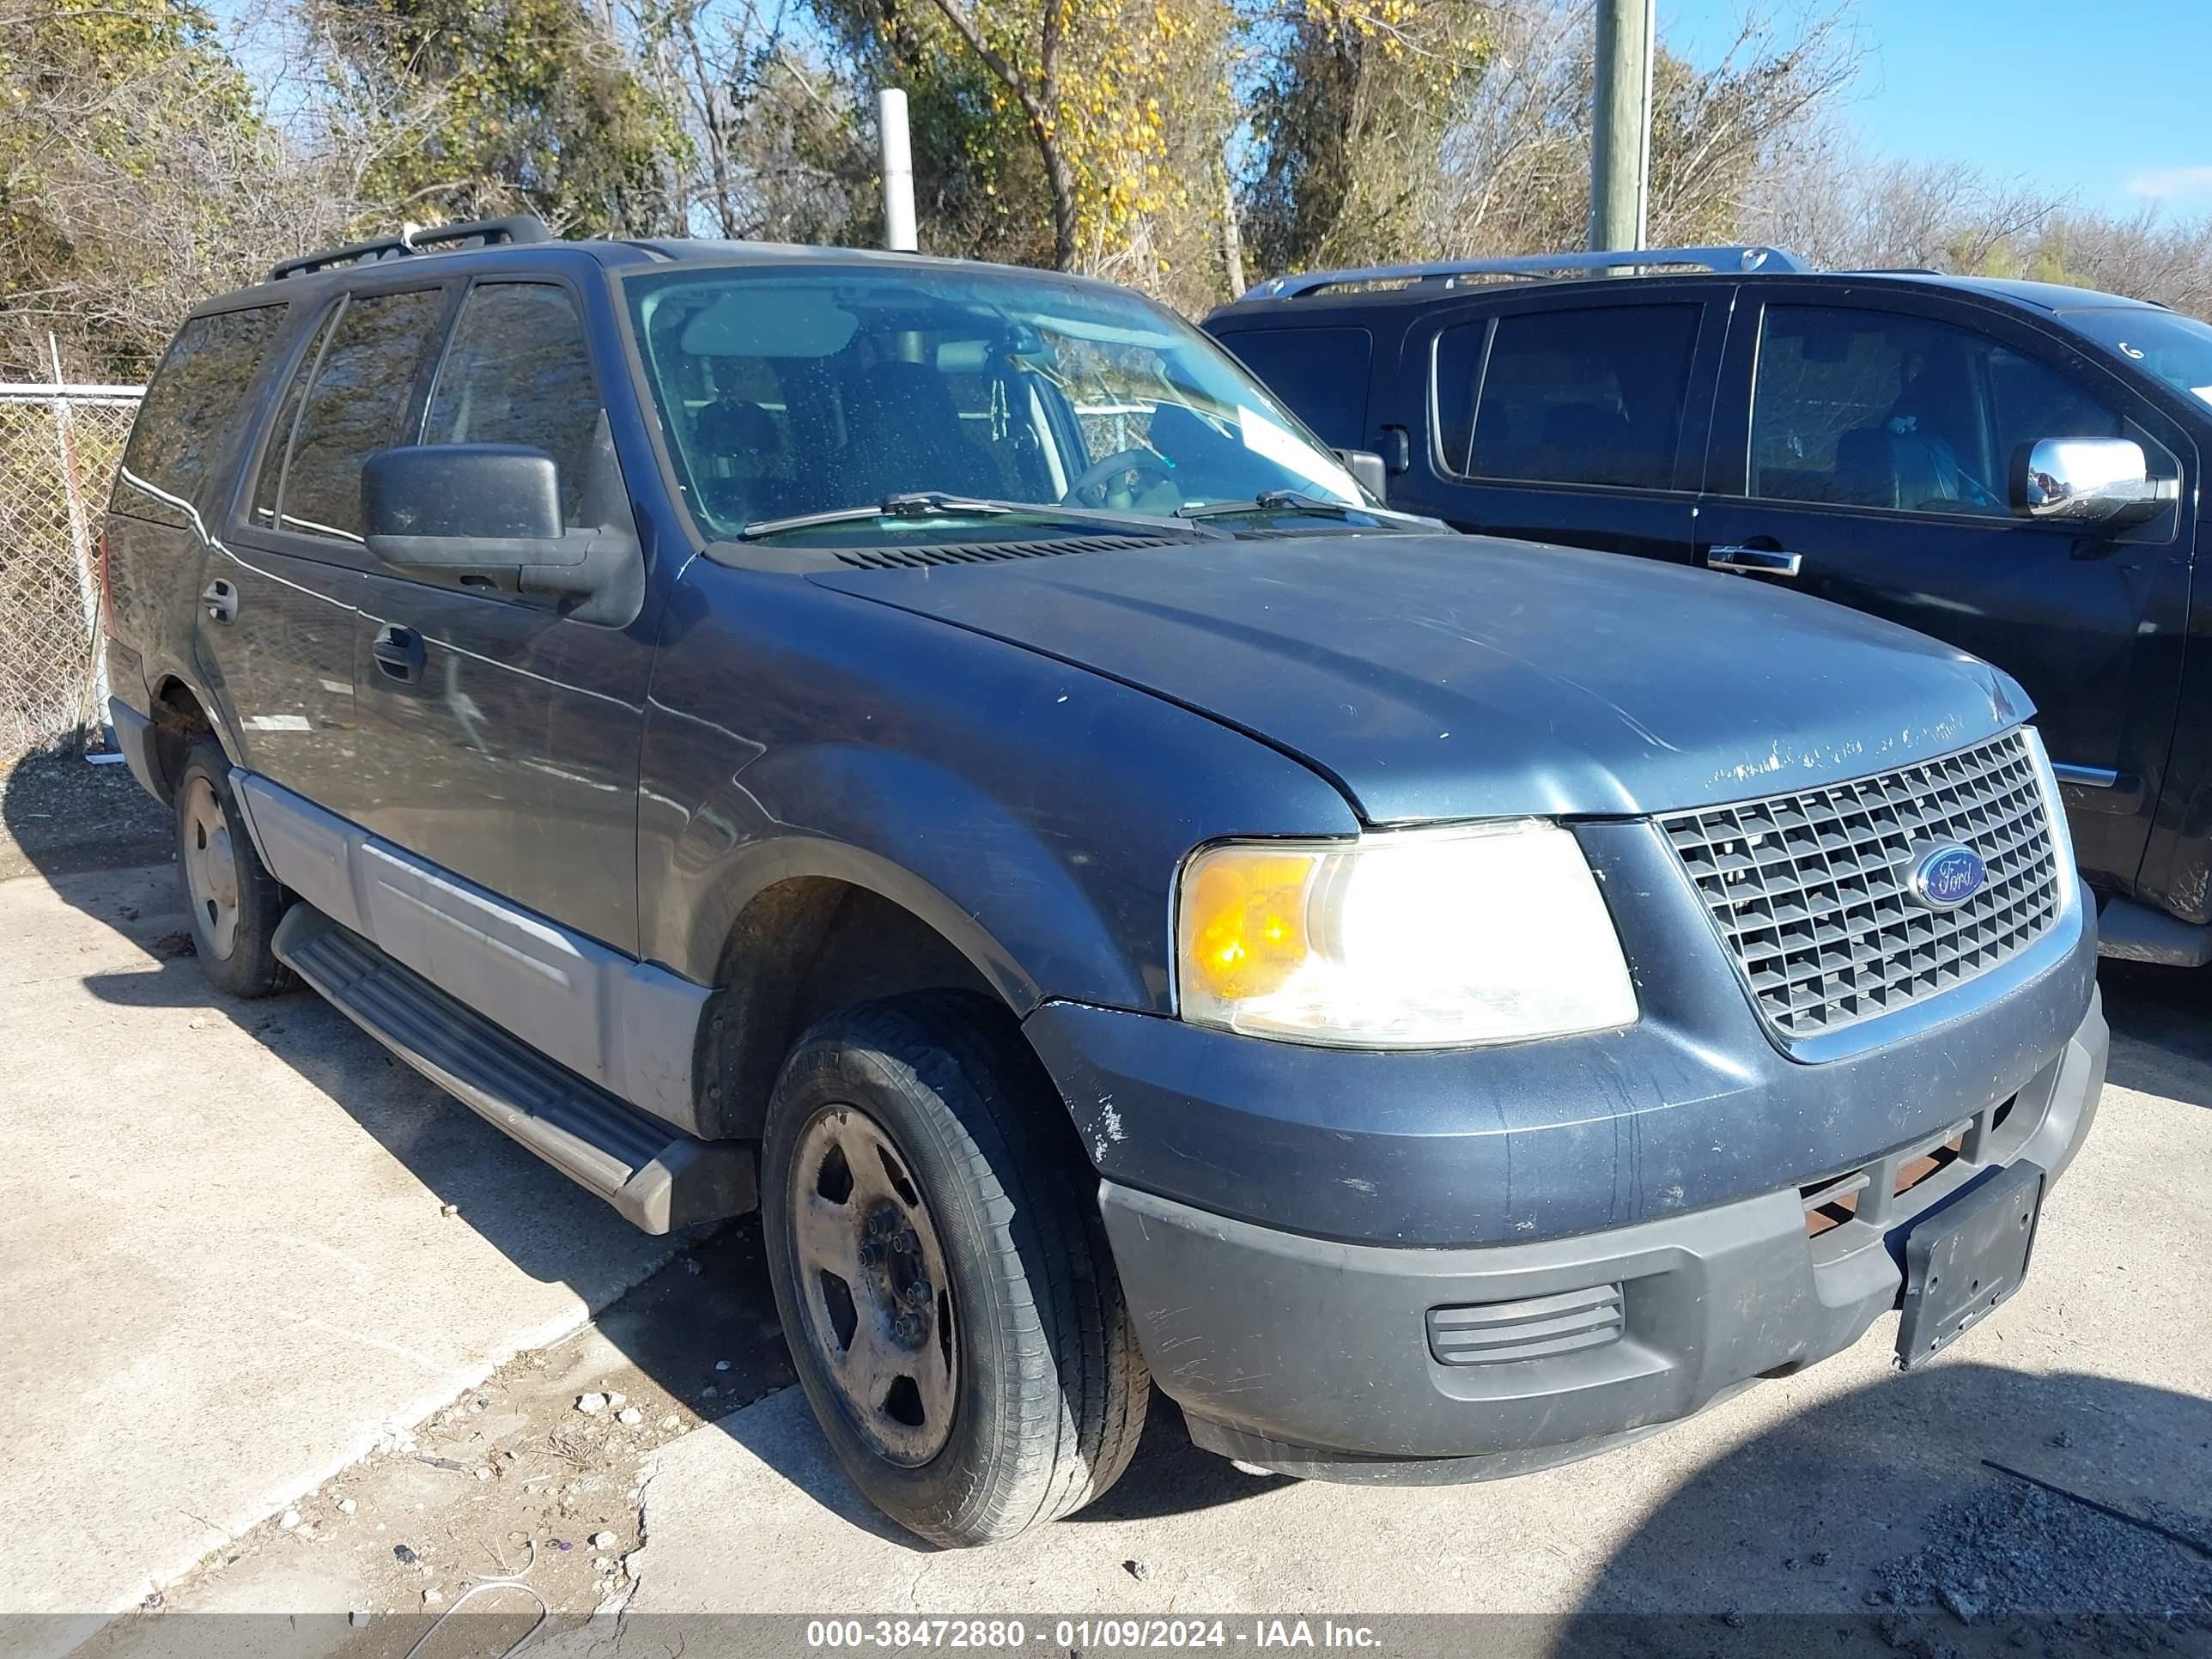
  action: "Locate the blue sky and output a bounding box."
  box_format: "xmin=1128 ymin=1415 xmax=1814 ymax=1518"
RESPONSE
xmin=1668 ymin=0 xmax=2212 ymax=215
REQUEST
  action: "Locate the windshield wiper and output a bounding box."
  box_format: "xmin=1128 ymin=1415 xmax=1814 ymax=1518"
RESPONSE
xmin=741 ymin=491 xmax=1221 ymax=542
xmin=1175 ymin=490 xmax=1441 ymax=530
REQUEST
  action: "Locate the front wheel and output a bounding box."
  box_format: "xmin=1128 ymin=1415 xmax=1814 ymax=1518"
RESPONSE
xmin=761 ymin=991 xmax=1150 ymax=1546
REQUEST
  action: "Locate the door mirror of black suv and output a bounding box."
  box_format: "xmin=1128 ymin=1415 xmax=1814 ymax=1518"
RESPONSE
xmin=363 ymin=443 xmax=568 ymax=562
xmin=2009 ymin=436 xmax=2172 ymax=526
xmin=361 ymin=422 xmax=647 ymax=628
xmin=1333 ymin=447 xmax=1389 ymax=501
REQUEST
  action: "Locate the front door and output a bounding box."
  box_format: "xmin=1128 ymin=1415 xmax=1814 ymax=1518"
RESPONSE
xmin=1385 ymin=284 xmax=1729 ymax=565
xmin=204 ymin=283 xmax=451 ymax=817
xmin=1694 ymin=286 xmax=2195 ymax=895
xmin=349 ymin=276 xmax=654 ymax=956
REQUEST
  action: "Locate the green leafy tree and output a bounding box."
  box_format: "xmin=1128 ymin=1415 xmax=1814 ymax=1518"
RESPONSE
xmin=309 ymin=0 xmax=685 ymax=235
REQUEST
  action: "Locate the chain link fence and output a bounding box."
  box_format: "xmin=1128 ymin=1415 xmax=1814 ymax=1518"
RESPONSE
xmin=0 ymin=384 xmax=142 ymax=763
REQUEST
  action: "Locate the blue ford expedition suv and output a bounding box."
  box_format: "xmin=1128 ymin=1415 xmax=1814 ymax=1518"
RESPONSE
xmin=100 ymin=221 xmax=2106 ymax=1546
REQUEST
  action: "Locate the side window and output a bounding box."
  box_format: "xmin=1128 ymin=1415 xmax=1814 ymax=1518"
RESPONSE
xmin=271 ymin=288 xmax=445 ymax=542
xmin=1751 ymin=307 xmax=2149 ymax=517
xmin=116 ymin=305 xmax=286 ymax=526
xmin=1984 ymin=348 xmax=2136 ymax=466
xmin=1466 ymin=305 xmax=1700 ymax=489
xmin=1431 ymin=321 xmax=1487 ymax=475
xmin=251 ymin=305 xmax=339 ymax=532
xmin=423 ymin=283 xmax=600 ymax=526
xmin=1214 ymin=326 xmax=1372 ymax=450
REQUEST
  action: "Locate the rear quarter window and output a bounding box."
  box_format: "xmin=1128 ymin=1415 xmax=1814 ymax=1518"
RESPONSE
xmin=113 ymin=305 xmax=287 ymax=528
xmin=1213 ymin=326 xmax=1372 ymax=450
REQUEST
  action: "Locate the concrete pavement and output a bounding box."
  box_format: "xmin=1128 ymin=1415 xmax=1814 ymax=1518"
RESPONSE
xmin=0 ymin=862 xmax=677 ymax=1649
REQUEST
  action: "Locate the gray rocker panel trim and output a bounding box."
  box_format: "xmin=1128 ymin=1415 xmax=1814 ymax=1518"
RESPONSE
xmin=232 ymin=769 xmax=710 ymax=1133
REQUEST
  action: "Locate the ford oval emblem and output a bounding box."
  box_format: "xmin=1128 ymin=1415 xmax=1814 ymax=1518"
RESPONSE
xmin=1910 ymin=842 xmax=1987 ymax=910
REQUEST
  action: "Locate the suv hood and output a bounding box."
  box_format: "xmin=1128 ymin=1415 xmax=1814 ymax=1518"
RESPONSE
xmin=812 ymin=534 xmax=2030 ymax=823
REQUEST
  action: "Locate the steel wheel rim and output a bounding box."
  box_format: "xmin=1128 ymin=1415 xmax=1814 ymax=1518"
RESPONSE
xmin=180 ymin=775 xmax=240 ymax=961
xmin=787 ymin=1104 xmax=957 ymax=1467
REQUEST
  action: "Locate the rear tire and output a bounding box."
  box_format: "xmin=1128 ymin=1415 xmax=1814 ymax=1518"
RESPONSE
xmin=174 ymin=738 xmax=290 ymax=998
xmin=761 ymin=991 xmax=1149 ymax=1546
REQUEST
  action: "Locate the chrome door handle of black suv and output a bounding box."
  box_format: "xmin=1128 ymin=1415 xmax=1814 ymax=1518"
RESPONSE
xmin=201 ymin=579 xmax=238 ymax=623
xmin=1708 ymin=545 xmax=1803 ymax=579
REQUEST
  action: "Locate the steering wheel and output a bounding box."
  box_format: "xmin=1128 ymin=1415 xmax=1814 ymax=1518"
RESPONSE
xmin=1063 ymin=447 xmax=1176 ymax=510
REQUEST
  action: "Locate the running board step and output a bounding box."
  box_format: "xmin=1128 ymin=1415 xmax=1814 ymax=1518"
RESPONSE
xmin=273 ymin=905 xmax=755 ymax=1234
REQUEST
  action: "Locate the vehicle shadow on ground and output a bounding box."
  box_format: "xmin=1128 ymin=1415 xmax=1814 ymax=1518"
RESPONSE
xmin=1550 ymin=1364 xmax=2212 ymax=1657
xmin=2100 ymin=958 xmax=2212 ymax=1110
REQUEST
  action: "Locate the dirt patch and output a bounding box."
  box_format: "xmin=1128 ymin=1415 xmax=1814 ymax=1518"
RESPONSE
xmin=1866 ymin=1473 xmax=2212 ymax=1656
xmin=0 ymin=752 xmax=170 ymax=881
xmin=85 ymin=1221 xmax=793 ymax=1657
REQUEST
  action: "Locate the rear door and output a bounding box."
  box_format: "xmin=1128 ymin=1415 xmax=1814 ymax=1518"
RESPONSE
xmin=1383 ymin=283 xmax=1729 ymax=563
xmin=205 ymin=280 xmax=451 ymax=815
xmin=1694 ymin=283 xmax=2195 ymax=895
xmin=349 ymin=274 xmax=653 ymax=955
xmin=104 ymin=302 xmax=289 ymax=703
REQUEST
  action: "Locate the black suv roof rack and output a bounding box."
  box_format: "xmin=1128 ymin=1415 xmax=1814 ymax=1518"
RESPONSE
xmin=268 ymin=216 xmax=555 ymax=283
xmin=1240 ymin=245 xmax=1806 ymax=301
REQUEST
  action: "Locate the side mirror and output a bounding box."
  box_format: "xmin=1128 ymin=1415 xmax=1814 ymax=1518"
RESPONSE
xmin=1334 ymin=447 xmax=1389 ymax=501
xmin=2009 ymin=437 xmax=2172 ymax=526
xmin=362 ymin=444 xmax=574 ymax=568
xmin=361 ymin=428 xmax=645 ymax=628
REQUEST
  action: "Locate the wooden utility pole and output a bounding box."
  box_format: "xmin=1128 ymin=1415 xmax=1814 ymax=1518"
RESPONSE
xmin=1589 ymin=0 xmax=1655 ymax=252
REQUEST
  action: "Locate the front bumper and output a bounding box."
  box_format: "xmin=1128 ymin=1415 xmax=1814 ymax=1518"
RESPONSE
xmin=1095 ymin=993 xmax=2105 ymax=1480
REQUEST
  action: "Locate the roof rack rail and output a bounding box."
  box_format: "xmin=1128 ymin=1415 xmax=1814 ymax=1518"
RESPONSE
xmin=1241 ymin=245 xmax=1805 ymax=301
xmin=268 ymin=216 xmax=555 ymax=283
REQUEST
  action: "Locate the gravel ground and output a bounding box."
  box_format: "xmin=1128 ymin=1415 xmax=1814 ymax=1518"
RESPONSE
xmin=0 ymin=753 xmax=170 ymax=881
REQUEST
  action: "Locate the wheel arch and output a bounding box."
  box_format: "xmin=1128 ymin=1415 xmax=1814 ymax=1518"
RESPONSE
xmin=693 ymin=853 xmax=1037 ymax=1141
xmin=143 ymin=672 xmax=231 ymax=805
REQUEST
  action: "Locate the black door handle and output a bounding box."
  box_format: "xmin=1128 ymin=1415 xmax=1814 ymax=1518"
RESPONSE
xmin=201 ymin=579 xmax=238 ymax=624
xmin=371 ymin=624 xmax=427 ymax=684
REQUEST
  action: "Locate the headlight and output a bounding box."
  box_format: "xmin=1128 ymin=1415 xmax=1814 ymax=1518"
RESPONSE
xmin=1174 ymin=819 xmax=1638 ymax=1048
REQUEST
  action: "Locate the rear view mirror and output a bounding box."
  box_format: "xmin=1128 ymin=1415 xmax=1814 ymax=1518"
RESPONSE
xmin=362 ymin=444 xmax=572 ymax=566
xmin=1334 ymin=447 xmax=1389 ymax=501
xmin=2009 ymin=437 xmax=2172 ymax=526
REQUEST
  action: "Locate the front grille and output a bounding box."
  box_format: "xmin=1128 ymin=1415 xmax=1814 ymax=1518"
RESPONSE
xmin=1661 ymin=729 xmax=2062 ymax=1042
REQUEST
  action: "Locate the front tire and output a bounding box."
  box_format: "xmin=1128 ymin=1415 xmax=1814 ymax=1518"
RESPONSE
xmin=174 ymin=738 xmax=289 ymax=998
xmin=761 ymin=991 xmax=1149 ymax=1546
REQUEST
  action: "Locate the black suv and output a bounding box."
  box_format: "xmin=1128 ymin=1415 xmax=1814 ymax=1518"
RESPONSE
xmin=101 ymin=222 xmax=2103 ymax=1545
xmin=1206 ymin=246 xmax=2212 ymax=964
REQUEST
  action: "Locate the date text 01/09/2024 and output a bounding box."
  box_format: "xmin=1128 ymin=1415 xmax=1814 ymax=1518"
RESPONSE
xmin=803 ymin=1619 xmax=1384 ymax=1650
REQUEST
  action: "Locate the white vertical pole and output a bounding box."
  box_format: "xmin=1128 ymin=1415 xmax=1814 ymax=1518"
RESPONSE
xmin=47 ymin=331 xmax=106 ymax=725
xmin=878 ymin=88 xmax=919 ymax=252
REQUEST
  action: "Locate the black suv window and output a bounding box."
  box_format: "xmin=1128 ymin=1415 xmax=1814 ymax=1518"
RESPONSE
xmin=1452 ymin=305 xmax=1700 ymax=489
xmin=116 ymin=305 xmax=286 ymax=527
xmin=257 ymin=288 xmax=444 ymax=543
xmin=1216 ymin=327 xmax=1371 ymax=450
xmin=1750 ymin=306 xmax=2141 ymax=517
xmin=424 ymin=283 xmax=600 ymax=527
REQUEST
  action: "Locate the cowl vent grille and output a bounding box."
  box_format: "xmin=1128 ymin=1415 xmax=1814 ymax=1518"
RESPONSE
xmin=833 ymin=535 xmax=1180 ymax=571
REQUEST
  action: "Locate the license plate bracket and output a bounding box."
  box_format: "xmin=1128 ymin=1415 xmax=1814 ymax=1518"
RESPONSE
xmin=1895 ymin=1161 xmax=2045 ymax=1369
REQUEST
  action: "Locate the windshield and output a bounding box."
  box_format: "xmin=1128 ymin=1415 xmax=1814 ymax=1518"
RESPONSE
xmin=623 ymin=263 xmax=1366 ymax=542
xmin=2063 ymin=307 xmax=2212 ymax=408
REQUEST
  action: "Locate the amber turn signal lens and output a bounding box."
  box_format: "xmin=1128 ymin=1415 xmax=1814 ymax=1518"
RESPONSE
xmin=1182 ymin=849 xmax=1314 ymax=1001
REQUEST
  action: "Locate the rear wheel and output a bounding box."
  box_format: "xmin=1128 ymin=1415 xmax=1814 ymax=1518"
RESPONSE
xmin=761 ymin=991 xmax=1149 ymax=1546
xmin=174 ymin=738 xmax=289 ymax=998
